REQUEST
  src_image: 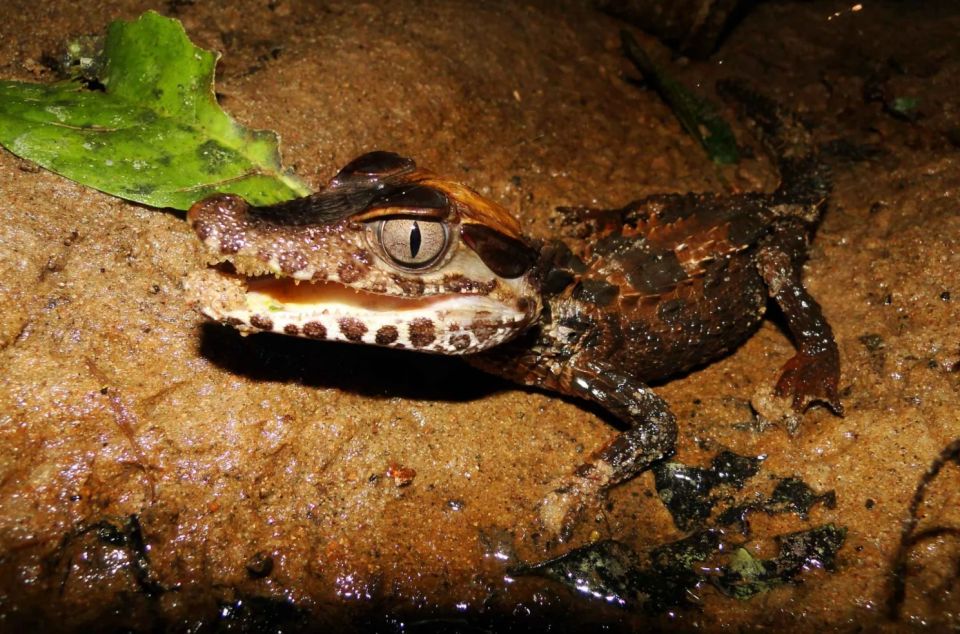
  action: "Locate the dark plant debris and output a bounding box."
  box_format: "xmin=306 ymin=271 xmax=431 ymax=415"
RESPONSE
xmin=514 ymin=449 xmax=843 ymax=613
xmin=889 ymin=438 xmax=960 ymax=619
xmin=509 ymin=532 xmax=720 ymax=613
xmin=52 ymin=514 xmax=166 ymax=598
xmin=717 ymin=477 xmax=838 ymax=534
xmin=511 ymin=524 xmax=845 ymax=612
xmin=713 ymin=524 xmax=847 ymax=599
xmin=49 ymin=34 xmax=106 ymax=86
xmin=653 ymin=450 xmax=763 ymax=531
xmin=620 ymin=30 xmax=739 ymax=165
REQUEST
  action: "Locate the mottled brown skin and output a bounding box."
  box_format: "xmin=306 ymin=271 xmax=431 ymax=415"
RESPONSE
xmin=469 ymin=151 xmax=841 ymax=536
xmin=189 ymin=84 xmax=841 ymax=540
xmin=468 ymin=84 xmax=842 ymax=537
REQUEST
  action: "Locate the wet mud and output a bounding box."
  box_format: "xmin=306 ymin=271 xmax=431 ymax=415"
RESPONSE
xmin=1 ymin=0 xmax=958 ymax=631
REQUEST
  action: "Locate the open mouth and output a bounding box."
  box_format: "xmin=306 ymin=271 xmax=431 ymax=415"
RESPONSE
xmin=188 ymin=267 xmax=528 ymax=354
xmin=245 ymin=275 xmax=440 ymax=313
xmin=240 ymin=274 xmax=508 ymax=321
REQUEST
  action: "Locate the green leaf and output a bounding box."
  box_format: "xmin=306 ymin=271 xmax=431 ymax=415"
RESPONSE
xmin=0 ymin=11 xmax=310 ymax=210
xmin=714 ymin=524 xmax=847 ymax=600
xmin=621 ymin=30 xmax=739 ymax=165
xmin=890 ymin=96 xmax=919 ymax=117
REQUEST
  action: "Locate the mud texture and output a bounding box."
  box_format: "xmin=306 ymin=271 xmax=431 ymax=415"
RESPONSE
xmin=1 ymin=1 xmax=959 ymax=631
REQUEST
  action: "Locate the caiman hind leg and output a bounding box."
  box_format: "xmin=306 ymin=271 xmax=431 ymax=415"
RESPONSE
xmin=538 ymin=357 xmax=677 ymax=541
xmin=717 ymin=79 xmax=840 ymax=413
xmin=756 ymin=219 xmax=842 ymax=414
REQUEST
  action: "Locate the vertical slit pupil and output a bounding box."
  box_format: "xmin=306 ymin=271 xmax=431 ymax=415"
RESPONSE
xmin=409 ymin=221 xmax=422 ymax=258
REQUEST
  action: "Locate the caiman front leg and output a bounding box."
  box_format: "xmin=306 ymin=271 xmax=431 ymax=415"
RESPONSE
xmin=538 ymin=356 xmax=678 ymax=541
xmin=467 ymin=348 xmax=677 ymax=541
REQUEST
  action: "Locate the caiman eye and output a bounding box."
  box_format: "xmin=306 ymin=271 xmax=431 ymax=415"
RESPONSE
xmin=377 ymin=218 xmax=448 ymax=268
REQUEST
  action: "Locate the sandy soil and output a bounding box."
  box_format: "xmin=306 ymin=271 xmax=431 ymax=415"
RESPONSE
xmin=0 ymin=0 xmax=958 ymax=631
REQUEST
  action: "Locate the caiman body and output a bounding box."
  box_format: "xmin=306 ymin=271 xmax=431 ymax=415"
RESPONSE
xmin=187 ymin=84 xmax=841 ymax=539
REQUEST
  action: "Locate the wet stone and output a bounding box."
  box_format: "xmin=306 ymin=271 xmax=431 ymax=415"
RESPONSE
xmin=246 ymin=551 xmax=274 ymax=579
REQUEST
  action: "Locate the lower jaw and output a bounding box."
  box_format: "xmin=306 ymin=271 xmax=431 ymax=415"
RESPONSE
xmin=201 ymin=274 xmax=528 ymax=354
xmin=212 ymin=306 xmax=523 ymax=355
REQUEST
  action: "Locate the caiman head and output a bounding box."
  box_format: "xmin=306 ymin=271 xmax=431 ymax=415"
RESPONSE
xmin=186 ymin=151 xmax=542 ymax=354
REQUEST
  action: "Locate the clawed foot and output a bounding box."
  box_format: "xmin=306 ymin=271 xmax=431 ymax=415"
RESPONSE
xmin=536 ymin=474 xmax=604 ymax=543
xmin=775 ymin=350 xmax=843 ymax=415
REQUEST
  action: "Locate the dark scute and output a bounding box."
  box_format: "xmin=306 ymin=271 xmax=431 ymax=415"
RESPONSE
xmin=573 ymin=279 xmax=620 ymax=306
xmin=542 ymin=268 xmax=575 ymax=295
xmin=460 ymin=224 xmax=537 ymax=279
xmin=703 ymin=257 xmax=729 ymax=290
xmin=545 ymin=240 xmax=588 ymax=273
xmin=623 ymin=248 xmax=688 ymax=294
xmin=375 ymin=325 xmax=399 ymax=345
xmin=657 ymin=297 xmax=685 ymax=324
xmin=366 ymin=184 xmax=449 ymax=211
xmin=592 ymin=231 xmax=634 ymax=256
xmin=727 ymin=213 xmax=767 ymax=246
xmin=248 ymin=188 xmax=380 ymax=226
xmin=649 ymin=192 xmax=707 ymax=225
xmin=250 ymin=315 xmax=274 ymax=331
xmin=408 ymin=318 xmax=437 ymax=348
xmin=333 ymin=151 xmax=416 ymax=183
xmin=566 ymin=252 xmax=588 ymax=274
xmin=248 ymin=152 xmax=421 ymax=226
xmin=245 ymin=182 xmax=449 ymax=228
xmin=581 ymin=323 xmax=608 ymax=350
xmin=558 ymin=314 xmax=593 ymax=345
xmin=338 ymin=317 xmax=368 ymax=342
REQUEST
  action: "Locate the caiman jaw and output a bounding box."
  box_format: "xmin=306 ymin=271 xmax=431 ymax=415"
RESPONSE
xmin=186 ymin=151 xmax=542 ymax=355
xmin=188 ymin=268 xmax=535 ymax=354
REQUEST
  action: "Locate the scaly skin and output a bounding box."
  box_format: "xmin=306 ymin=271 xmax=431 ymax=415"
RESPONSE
xmin=186 ymin=84 xmax=841 ymax=541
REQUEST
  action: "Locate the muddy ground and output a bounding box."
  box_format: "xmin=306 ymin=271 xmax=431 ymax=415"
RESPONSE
xmin=1 ymin=0 xmax=958 ymax=631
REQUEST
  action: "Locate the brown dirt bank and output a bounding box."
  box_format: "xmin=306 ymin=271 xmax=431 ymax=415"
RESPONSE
xmin=1 ymin=0 xmax=958 ymax=631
